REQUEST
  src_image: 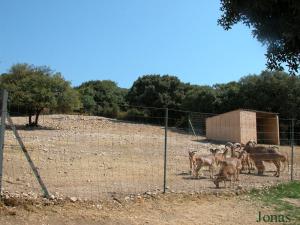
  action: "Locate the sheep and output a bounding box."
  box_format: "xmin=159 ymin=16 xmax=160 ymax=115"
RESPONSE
xmin=188 ymin=150 xmax=198 ymax=175
xmin=192 ymin=148 xmax=219 ymax=179
xmin=281 ymin=152 xmax=289 ymax=172
xmin=225 ymin=142 xmax=242 ymax=158
xmin=214 ymin=147 xmax=229 ymax=166
xmin=269 ymin=146 xmax=289 ymax=172
xmin=240 ymin=151 xmax=255 ymax=173
xmin=243 ymin=140 xmax=288 ymax=177
xmin=213 ymin=163 xmax=237 ymax=188
xmin=218 ymin=150 xmax=245 ymax=181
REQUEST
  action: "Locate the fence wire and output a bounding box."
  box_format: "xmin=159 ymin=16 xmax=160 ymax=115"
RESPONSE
xmin=1 ymin=103 xmax=299 ymax=200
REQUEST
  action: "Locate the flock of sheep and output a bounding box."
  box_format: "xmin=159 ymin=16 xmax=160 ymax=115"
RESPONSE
xmin=188 ymin=140 xmax=289 ymax=188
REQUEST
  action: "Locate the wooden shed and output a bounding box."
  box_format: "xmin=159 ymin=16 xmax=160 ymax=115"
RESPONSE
xmin=206 ymin=109 xmax=280 ymax=145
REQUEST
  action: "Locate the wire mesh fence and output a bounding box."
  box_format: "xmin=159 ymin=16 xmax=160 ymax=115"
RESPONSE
xmin=2 ymin=112 xmax=166 ymax=200
xmin=0 ymin=97 xmax=299 ymax=201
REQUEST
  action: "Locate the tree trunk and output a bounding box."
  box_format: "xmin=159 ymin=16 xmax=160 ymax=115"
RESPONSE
xmin=28 ymin=114 xmax=33 ymax=125
xmin=34 ymin=108 xmax=43 ymax=126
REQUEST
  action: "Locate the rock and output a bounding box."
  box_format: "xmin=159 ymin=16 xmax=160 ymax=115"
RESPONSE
xmin=22 ymin=193 xmax=28 ymax=198
xmin=69 ymin=197 xmax=77 ymax=202
xmin=50 ymin=194 xmax=55 ymax=200
xmin=237 ymin=185 xmax=243 ymax=190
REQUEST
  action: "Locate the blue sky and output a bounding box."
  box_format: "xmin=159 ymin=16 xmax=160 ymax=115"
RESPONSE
xmin=1 ymin=0 xmax=269 ymax=88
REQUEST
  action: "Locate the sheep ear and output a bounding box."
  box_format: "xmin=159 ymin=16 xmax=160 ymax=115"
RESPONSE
xmin=209 ymin=148 xmax=214 ymax=153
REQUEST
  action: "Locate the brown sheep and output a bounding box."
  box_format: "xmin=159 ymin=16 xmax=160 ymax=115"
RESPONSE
xmin=188 ymin=150 xmax=198 ymax=175
xmin=240 ymin=151 xmax=255 ymax=173
xmin=269 ymin=146 xmax=289 ymax=172
xmin=214 ymin=149 xmax=228 ymax=166
xmin=192 ymin=149 xmax=219 ymax=179
xmin=218 ymin=150 xmax=245 ymax=181
xmin=213 ymin=163 xmax=237 ymax=188
xmin=243 ymin=140 xmax=288 ymax=177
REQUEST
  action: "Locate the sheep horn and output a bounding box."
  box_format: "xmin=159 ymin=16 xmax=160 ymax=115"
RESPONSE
xmin=225 ymin=142 xmax=234 ymax=150
xmin=234 ymin=143 xmax=242 ymax=151
xmin=246 ymin=140 xmax=256 ymax=147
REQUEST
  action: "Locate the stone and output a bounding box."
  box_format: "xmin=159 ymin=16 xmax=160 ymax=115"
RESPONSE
xmin=237 ymin=184 xmax=243 ymax=190
xmin=69 ymin=197 xmax=77 ymax=202
xmin=50 ymin=194 xmax=55 ymax=200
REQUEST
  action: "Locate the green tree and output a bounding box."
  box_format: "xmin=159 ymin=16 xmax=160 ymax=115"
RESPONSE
xmin=0 ymin=63 xmax=81 ymax=126
xmin=126 ymin=75 xmax=187 ymax=109
xmin=213 ymin=81 xmax=242 ymax=113
xmin=182 ymin=85 xmax=216 ymax=113
xmin=76 ymin=80 xmax=127 ymax=117
xmin=218 ymin=0 xmax=300 ymax=74
xmin=238 ymin=71 xmax=300 ymax=118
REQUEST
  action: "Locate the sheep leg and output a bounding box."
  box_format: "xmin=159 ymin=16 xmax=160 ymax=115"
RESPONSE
xmin=209 ymin=165 xmax=214 ymax=179
xmin=234 ymin=170 xmax=238 ymax=183
xmin=247 ymin=157 xmax=252 ymax=174
xmin=189 ymin=158 xmax=193 ymax=175
xmin=236 ymin=169 xmax=240 ymax=181
xmin=194 ymin=163 xmax=201 ymax=178
xmin=255 ymin=160 xmax=265 ymax=175
xmin=273 ymin=160 xmax=281 ymax=177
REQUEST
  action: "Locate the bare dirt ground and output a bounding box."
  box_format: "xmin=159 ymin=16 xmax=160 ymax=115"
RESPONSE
xmin=2 ymin=114 xmax=299 ymax=200
xmin=0 ymin=194 xmax=282 ymax=225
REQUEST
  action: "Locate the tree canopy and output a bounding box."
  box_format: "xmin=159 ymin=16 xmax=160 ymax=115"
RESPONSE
xmin=126 ymin=75 xmax=187 ymax=109
xmin=0 ymin=63 xmax=81 ymax=126
xmin=1 ymin=64 xmax=300 ymax=125
xmin=76 ymin=80 xmax=127 ymax=117
xmin=218 ymin=0 xmax=300 ymax=74
xmin=182 ymin=85 xmax=216 ymax=113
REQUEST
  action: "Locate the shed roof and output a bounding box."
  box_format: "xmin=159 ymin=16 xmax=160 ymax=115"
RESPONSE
xmin=207 ymin=108 xmax=278 ymax=120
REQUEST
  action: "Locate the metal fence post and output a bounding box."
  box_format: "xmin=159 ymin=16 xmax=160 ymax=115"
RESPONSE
xmin=188 ymin=112 xmax=191 ymax=135
xmin=6 ymin=115 xmax=50 ymax=198
xmin=163 ymin=108 xmax=168 ymax=193
xmin=291 ymin=119 xmax=295 ymax=181
xmin=0 ymin=89 xmax=8 ymax=199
